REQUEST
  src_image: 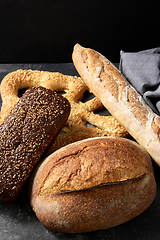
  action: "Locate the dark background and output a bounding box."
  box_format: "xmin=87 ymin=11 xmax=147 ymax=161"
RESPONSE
xmin=0 ymin=2 xmax=160 ymax=239
xmin=0 ymin=0 xmax=159 ymax=63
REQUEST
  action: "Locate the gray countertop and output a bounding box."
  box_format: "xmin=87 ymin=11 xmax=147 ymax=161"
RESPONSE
xmin=0 ymin=63 xmax=159 ymax=240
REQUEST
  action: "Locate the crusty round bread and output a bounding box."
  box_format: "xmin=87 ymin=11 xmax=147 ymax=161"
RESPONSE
xmin=29 ymin=137 xmax=156 ymax=233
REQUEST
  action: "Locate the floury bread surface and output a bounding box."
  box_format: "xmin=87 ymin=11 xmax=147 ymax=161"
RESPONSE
xmin=72 ymin=44 xmax=160 ymax=166
xmin=0 ymin=86 xmax=70 ymax=201
xmin=29 ymin=137 xmax=156 ymax=233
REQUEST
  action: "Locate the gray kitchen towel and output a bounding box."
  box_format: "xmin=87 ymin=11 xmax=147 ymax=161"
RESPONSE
xmin=119 ymin=47 xmax=160 ymax=115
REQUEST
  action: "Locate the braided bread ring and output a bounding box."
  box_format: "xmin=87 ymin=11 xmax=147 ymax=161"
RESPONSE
xmin=0 ymin=69 xmax=128 ymax=152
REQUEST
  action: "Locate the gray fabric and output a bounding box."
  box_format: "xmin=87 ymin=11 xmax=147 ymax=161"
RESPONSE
xmin=119 ymin=48 xmax=160 ymax=115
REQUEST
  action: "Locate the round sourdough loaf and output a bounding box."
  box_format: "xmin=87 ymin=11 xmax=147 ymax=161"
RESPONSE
xmin=29 ymin=137 xmax=156 ymax=233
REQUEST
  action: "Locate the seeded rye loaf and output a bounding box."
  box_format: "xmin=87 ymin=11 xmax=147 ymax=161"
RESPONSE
xmin=0 ymin=86 xmax=70 ymax=202
xmin=29 ymin=137 xmax=156 ymax=233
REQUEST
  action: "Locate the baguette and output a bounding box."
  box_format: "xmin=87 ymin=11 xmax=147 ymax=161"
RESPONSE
xmin=0 ymin=86 xmax=70 ymax=201
xmin=72 ymin=44 xmax=160 ymax=166
xmin=29 ymin=137 xmax=156 ymax=233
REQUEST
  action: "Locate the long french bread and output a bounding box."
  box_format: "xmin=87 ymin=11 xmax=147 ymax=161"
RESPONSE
xmin=72 ymin=44 xmax=160 ymax=166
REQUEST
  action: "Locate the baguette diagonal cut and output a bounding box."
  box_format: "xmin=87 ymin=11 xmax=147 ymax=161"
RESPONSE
xmin=72 ymin=44 xmax=160 ymax=166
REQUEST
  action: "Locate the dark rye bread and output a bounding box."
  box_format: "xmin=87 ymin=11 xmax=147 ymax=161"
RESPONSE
xmin=29 ymin=137 xmax=156 ymax=233
xmin=0 ymin=86 xmax=70 ymax=202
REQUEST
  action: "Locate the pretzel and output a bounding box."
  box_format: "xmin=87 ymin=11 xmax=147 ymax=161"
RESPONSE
xmin=0 ymin=69 xmax=128 ymax=152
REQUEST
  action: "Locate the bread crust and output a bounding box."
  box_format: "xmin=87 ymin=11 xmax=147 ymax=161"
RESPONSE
xmin=0 ymin=69 xmax=128 ymax=142
xmin=72 ymin=44 xmax=160 ymax=166
xmin=29 ymin=137 xmax=156 ymax=233
xmin=0 ymin=86 xmax=70 ymax=201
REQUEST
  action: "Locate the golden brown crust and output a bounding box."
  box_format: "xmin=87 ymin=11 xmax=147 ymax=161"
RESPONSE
xmin=31 ymin=176 xmax=156 ymax=233
xmin=46 ymin=116 xmax=128 ymax=155
xmin=29 ymin=137 xmax=156 ymax=233
xmin=0 ymin=69 xmax=128 ymax=153
xmin=72 ymin=44 xmax=160 ymax=166
xmin=35 ymin=138 xmax=153 ymax=196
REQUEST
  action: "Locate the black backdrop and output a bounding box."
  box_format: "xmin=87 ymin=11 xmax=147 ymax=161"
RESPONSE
xmin=0 ymin=0 xmax=159 ymax=63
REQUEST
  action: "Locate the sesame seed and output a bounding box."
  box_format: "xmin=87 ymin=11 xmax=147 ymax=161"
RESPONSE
xmin=0 ymin=86 xmax=70 ymax=200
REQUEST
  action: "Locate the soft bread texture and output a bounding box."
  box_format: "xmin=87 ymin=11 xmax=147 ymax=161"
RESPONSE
xmin=0 ymin=86 xmax=70 ymax=202
xmin=29 ymin=137 xmax=156 ymax=233
xmin=72 ymin=44 xmax=160 ymax=166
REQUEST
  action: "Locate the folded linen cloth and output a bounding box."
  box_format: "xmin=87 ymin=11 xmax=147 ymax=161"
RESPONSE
xmin=119 ymin=47 xmax=160 ymax=115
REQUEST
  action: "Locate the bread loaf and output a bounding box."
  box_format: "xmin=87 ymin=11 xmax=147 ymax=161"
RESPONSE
xmin=29 ymin=137 xmax=156 ymax=233
xmin=0 ymin=86 xmax=70 ymax=202
xmin=72 ymin=44 xmax=160 ymax=166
